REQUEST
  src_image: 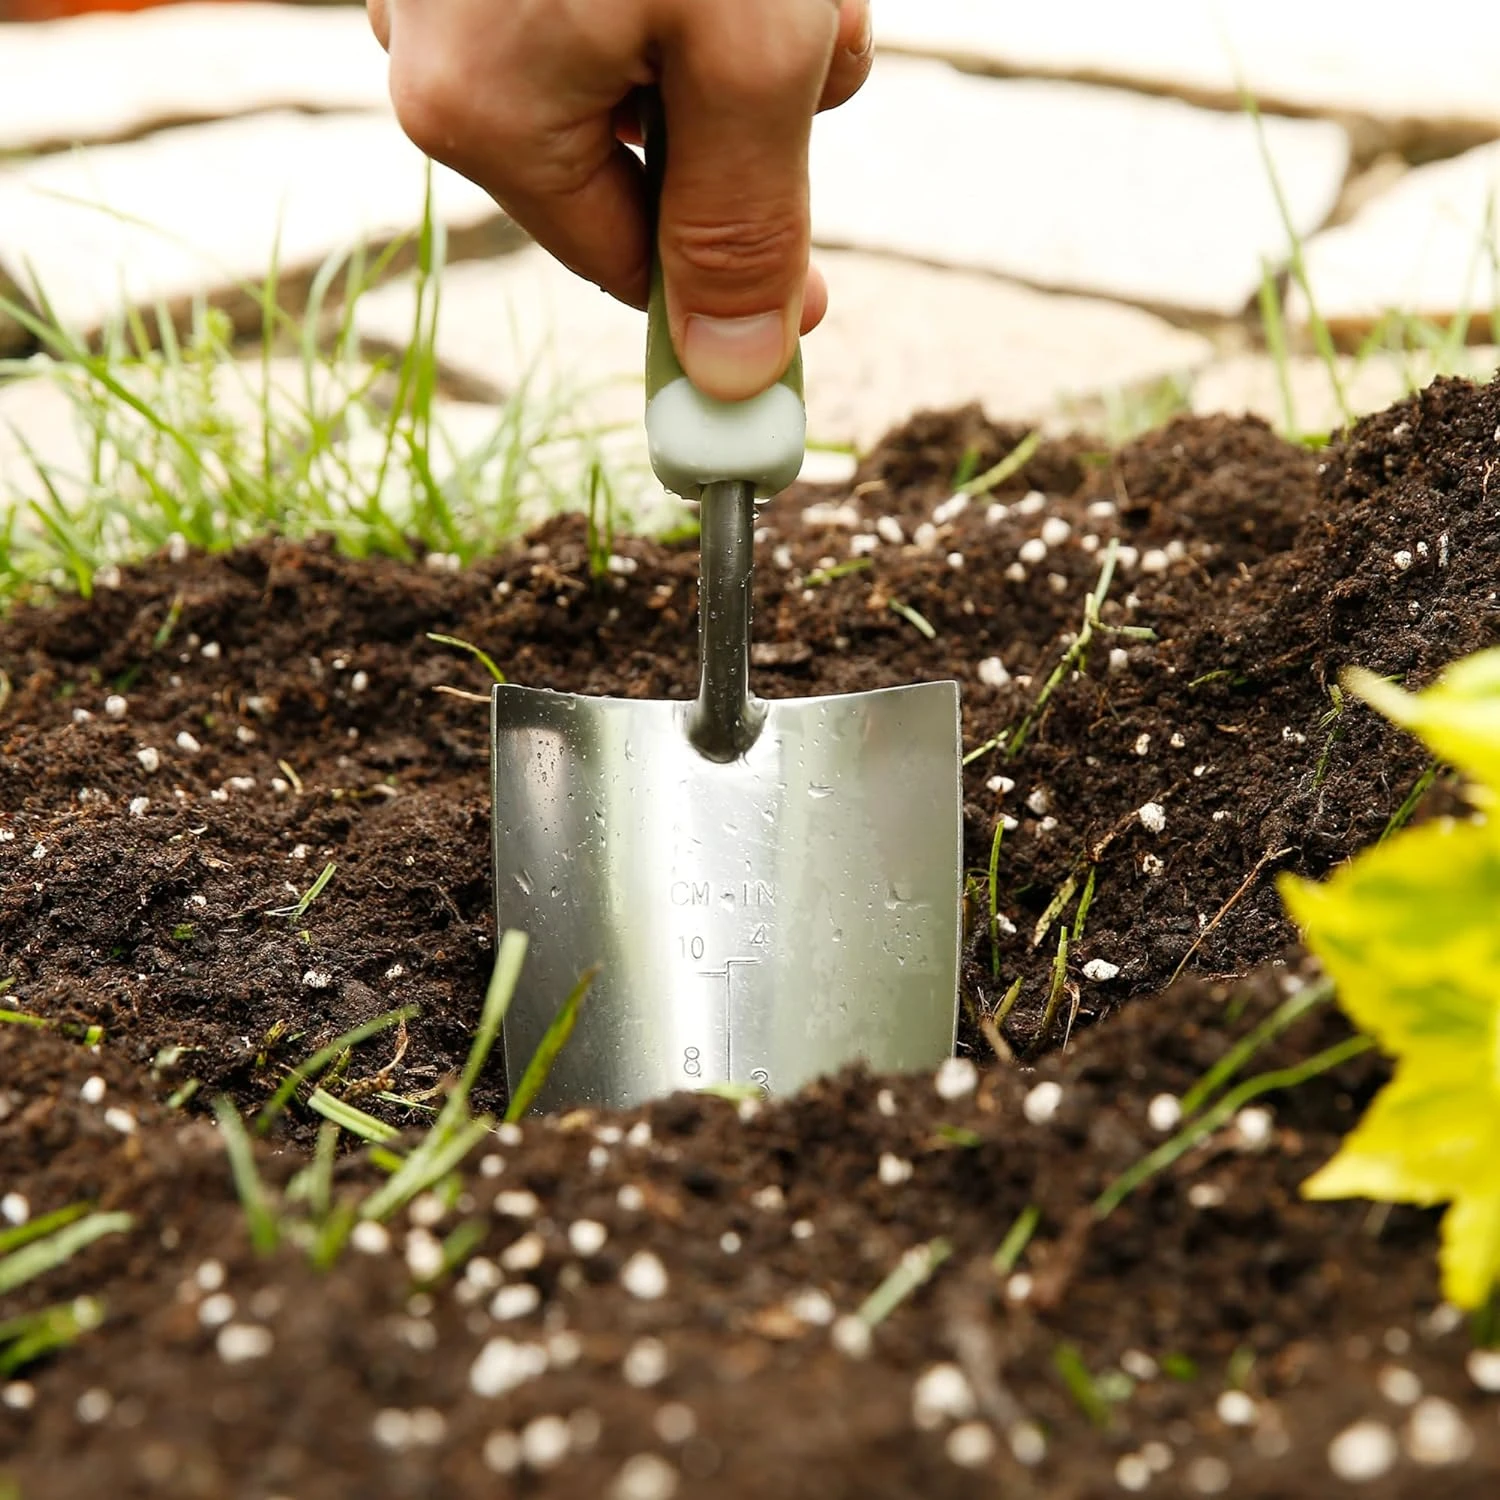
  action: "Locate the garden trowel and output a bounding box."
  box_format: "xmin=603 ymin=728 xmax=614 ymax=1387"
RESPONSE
xmin=490 ymin=102 xmax=962 ymax=1113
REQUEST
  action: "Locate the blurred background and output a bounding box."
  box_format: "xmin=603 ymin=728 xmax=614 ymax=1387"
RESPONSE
xmin=1 ymin=0 xmax=1497 ymax=590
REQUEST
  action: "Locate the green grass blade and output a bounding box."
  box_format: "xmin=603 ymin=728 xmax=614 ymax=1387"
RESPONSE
xmin=956 ymin=430 xmax=1041 ymax=498
xmin=0 ymin=1296 xmax=105 ymax=1376
xmin=992 ymin=1204 xmax=1041 ymax=1275
xmin=1178 ymin=976 xmax=1333 ymax=1118
xmin=1054 ymin=1343 xmax=1112 ymax=1428
xmin=426 ymin=633 xmax=506 ymax=685
xmin=214 ymin=1097 xmax=279 ymax=1254
xmin=505 ymin=964 xmax=599 ymax=1121
xmin=449 ymin=931 xmax=529 ymax=1130
xmin=0 ymin=1201 xmax=90 ymax=1256
xmin=888 ymin=599 xmax=937 ymax=639
xmin=1093 ymin=1033 xmax=1373 ymax=1219
xmin=1240 ymin=88 xmax=1350 ymax=426
xmin=284 ymin=861 xmax=335 ymax=921
xmin=857 ymin=1238 xmax=953 ymax=1328
xmin=0 ymin=1211 xmax=133 ymax=1296
xmin=307 ymin=1087 xmax=400 ymax=1144
xmin=0 ymin=1009 xmax=49 ymax=1030
xmin=357 ymin=1114 xmax=492 ymax=1224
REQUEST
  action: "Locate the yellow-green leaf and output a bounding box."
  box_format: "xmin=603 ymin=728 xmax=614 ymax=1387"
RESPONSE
xmin=1302 ymin=1060 xmax=1499 ymax=1207
xmin=1344 ymin=649 xmax=1500 ymax=794
xmin=1277 ymin=818 xmax=1500 ymax=1056
xmin=1279 ymin=646 xmax=1500 ymax=1310
xmin=1440 ymin=1188 xmax=1500 ymax=1312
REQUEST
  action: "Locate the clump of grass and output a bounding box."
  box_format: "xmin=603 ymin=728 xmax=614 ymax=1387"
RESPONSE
xmin=256 ymin=1004 xmax=418 ymax=1133
xmin=0 ymin=172 xmax=654 ymax=613
xmin=213 ymin=929 xmax=590 ymax=1271
xmin=0 ymin=1202 xmax=131 ymax=1376
xmin=998 ymin=539 xmax=1155 ymax=762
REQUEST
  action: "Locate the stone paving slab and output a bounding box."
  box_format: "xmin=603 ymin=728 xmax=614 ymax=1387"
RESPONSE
xmin=872 ymin=0 xmax=1500 ymax=150
xmin=0 ymin=110 xmax=505 ymax=346
xmin=354 ymin=243 xmax=1215 ymax=452
xmin=804 ymin=251 xmax=1213 ymax=447
xmin=1289 ymin=142 xmax=1500 ymax=337
xmin=0 ymin=2 xmax=389 ymax=155
xmin=1189 ymin=349 xmax=1500 ymax=436
xmin=809 ymin=56 xmax=1349 ymax=319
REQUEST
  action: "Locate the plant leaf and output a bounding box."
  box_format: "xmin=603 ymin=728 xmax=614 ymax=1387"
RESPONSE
xmin=1279 ymin=651 xmax=1500 ymax=1310
xmin=1440 ymin=1189 xmax=1500 ymax=1311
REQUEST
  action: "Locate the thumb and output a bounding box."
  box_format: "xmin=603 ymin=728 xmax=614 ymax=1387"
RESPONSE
xmin=656 ymin=13 xmax=837 ymax=402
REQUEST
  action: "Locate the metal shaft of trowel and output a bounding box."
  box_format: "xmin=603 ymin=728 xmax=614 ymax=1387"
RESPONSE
xmin=687 ymin=479 xmax=766 ymax=762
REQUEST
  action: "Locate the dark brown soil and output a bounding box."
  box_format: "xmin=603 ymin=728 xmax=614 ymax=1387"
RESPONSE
xmin=2 ymin=375 xmax=1499 ymax=1498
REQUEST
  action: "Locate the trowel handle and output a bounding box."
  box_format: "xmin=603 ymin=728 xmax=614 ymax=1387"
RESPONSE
xmin=639 ymin=90 xmax=807 ymax=503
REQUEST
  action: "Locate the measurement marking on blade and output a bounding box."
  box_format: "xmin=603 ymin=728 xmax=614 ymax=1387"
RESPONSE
xmin=699 ymin=957 xmax=761 ymax=1078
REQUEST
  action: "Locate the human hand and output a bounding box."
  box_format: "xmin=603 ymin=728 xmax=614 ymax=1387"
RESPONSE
xmin=367 ymin=0 xmax=872 ymax=402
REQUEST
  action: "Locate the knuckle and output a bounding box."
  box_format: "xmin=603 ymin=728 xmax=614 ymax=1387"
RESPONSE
xmin=667 ymin=211 xmax=805 ymax=288
xmin=387 ymin=53 xmax=493 ymax=165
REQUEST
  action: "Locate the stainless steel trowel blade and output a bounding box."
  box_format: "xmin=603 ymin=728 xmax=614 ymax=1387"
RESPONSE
xmin=491 ymin=679 xmax=962 ymax=1113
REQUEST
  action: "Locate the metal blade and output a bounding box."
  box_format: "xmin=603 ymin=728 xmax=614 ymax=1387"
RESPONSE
xmin=491 ymin=679 xmax=962 ymax=1113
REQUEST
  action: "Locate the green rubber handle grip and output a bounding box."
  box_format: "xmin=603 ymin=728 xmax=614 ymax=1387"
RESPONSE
xmin=640 ymin=91 xmax=807 ymax=501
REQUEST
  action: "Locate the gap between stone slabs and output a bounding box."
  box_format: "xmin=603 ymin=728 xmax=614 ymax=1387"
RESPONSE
xmin=354 ymin=243 xmax=1215 ymax=455
xmin=1288 ymin=140 xmax=1500 ymax=340
xmin=1189 ymin=349 xmax=1500 ymax=436
xmin=0 ymin=2 xmax=391 ymax=156
xmin=872 ymin=0 xmax=1500 ymax=156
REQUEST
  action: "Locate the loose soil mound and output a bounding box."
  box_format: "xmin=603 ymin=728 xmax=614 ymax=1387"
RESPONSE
xmin=2 ymin=376 xmax=1498 ymax=1497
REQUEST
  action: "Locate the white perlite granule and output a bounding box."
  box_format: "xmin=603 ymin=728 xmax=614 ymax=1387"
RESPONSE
xmin=1403 ymin=1396 xmax=1473 ymax=1465
xmin=620 ymin=1250 xmax=669 ymax=1300
xmin=832 ymin=1315 xmax=872 ymax=1359
xmin=1328 ymin=1419 xmax=1398 ymax=1482
xmin=623 ymin=1337 xmax=670 ymax=1388
xmin=946 ymin=1421 xmax=996 ymax=1467
xmin=1137 ymin=802 xmax=1167 ymax=833
xmin=610 ymin=1453 xmax=680 ymax=1500
xmin=568 ymin=1219 xmax=608 ymax=1257
xmin=933 ymin=1056 xmax=978 ymax=1100
xmin=469 ymin=1337 xmax=547 ymax=1398
xmin=976 ymin=656 xmax=1010 ymax=688
xmin=216 ymin=1324 xmax=273 ymax=1364
xmin=1022 ymin=1081 xmax=1063 ymax=1125
xmin=911 ymin=1363 xmax=975 ymax=1429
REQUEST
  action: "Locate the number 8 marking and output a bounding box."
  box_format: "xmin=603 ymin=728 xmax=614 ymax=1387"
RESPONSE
xmin=682 ymin=1046 xmax=702 ymax=1078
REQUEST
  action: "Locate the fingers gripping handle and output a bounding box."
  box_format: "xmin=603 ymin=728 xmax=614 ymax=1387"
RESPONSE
xmin=640 ymin=94 xmax=807 ymax=502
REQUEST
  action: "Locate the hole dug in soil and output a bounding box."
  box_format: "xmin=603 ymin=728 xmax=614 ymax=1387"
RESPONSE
xmin=2 ymin=376 xmax=1499 ymax=1497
